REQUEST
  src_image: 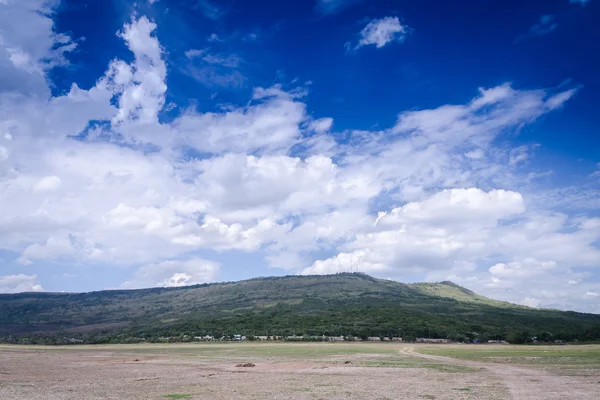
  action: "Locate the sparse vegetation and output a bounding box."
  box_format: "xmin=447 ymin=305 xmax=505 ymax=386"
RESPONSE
xmin=417 ymin=345 xmax=600 ymax=365
xmin=1 ymin=342 xmax=599 ymax=399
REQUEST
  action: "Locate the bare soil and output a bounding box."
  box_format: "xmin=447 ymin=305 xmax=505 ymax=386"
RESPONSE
xmin=0 ymin=344 xmax=596 ymax=399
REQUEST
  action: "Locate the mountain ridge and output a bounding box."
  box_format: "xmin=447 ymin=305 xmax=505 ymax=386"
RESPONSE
xmin=1 ymin=273 xmax=599 ymax=344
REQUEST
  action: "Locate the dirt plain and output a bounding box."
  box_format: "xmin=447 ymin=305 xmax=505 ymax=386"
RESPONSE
xmin=0 ymin=343 xmax=598 ymax=399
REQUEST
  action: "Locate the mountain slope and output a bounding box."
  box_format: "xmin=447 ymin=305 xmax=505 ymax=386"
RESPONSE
xmin=1 ymin=273 xmax=599 ymax=344
xmin=409 ymin=281 xmax=527 ymax=308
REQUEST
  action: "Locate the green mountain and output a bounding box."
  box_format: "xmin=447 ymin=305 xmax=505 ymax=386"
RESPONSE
xmin=1 ymin=273 xmax=599 ymax=344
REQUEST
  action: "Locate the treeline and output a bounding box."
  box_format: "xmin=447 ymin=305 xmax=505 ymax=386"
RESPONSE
xmin=2 ymin=314 xmax=599 ymax=345
xmin=3 ymin=329 xmax=600 ymax=345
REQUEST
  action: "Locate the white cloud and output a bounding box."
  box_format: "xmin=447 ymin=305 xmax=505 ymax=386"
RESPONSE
xmin=0 ymin=0 xmax=75 ymax=71
xmin=302 ymin=251 xmax=387 ymax=275
xmin=0 ymin=274 xmax=43 ymax=293
xmin=173 ymin=88 xmax=306 ymax=153
xmin=111 ymin=16 xmax=166 ymax=125
xmin=586 ymin=291 xmax=599 ymax=296
xmin=121 ymin=258 xmax=220 ymax=289
xmin=303 ymin=188 xmax=526 ymax=276
xmin=465 ymin=149 xmax=485 ymax=159
xmin=18 ymin=233 xmax=75 ymax=264
xmin=590 ymin=163 xmax=600 ymax=178
xmin=207 ymin=33 xmax=221 ymax=42
xmin=309 ymin=117 xmax=333 ymax=133
xmin=199 ymin=52 xmax=241 ymax=68
xmin=0 ymin=145 xmax=8 ymax=161
xmin=185 ymin=49 xmax=241 ymax=68
xmin=32 ymin=175 xmax=61 ymax=192
xmin=521 ymin=297 xmax=541 ymax=308
xmin=187 ymin=65 xmax=246 ymax=89
xmin=184 ymin=48 xmax=245 ymax=88
xmin=0 ymin=0 xmax=75 ymax=97
xmin=185 ymin=49 xmax=204 ymax=59
xmin=489 ymin=259 xmax=557 ymax=279
xmin=508 ymin=145 xmax=530 ymax=167
xmin=354 ymin=17 xmax=408 ymax=50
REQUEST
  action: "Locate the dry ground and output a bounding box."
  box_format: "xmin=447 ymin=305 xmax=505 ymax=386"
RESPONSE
xmin=0 ymin=343 xmax=598 ymax=399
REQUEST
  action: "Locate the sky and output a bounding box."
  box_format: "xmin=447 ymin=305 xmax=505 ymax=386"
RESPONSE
xmin=0 ymin=0 xmax=599 ymax=312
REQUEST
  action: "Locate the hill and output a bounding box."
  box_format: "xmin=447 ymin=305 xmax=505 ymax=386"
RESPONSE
xmin=1 ymin=273 xmax=599 ymax=344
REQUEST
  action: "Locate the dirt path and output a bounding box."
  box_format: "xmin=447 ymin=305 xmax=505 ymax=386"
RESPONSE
xmin=402 ymin=347 xmax=598 ymax=400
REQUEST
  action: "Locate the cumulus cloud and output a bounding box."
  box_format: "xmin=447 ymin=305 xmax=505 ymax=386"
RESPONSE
xmin=121 ymin=258 xmax=220 ymax=289
xmin=173 ymin=89 xmax=306 ymax=153
xmin=0 ymin=274 xmax=43 ymax=293
xmin=353 ymin=17 xmax=409 ymax=50
xmin=111 ymin=16 xmax=166 ymax=125
xmin=302 ymin=188 xmax=527 ymax=276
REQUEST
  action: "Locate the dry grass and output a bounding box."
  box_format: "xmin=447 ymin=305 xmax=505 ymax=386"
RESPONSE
xmin=0 ymin=343 xmax=598 ymax=399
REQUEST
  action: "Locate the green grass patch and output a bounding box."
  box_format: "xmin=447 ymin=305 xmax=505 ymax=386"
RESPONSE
xmin=453 ymin=387 xmax=472 ymax=391
xmin=82 ymin=342 xmax=402 ymax=360
xmin=417 ymin=345 xmax=600 ymax=365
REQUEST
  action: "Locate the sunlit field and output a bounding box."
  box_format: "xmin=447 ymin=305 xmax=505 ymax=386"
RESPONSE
xmin=1 ymin=343 xmax=598 ymax=399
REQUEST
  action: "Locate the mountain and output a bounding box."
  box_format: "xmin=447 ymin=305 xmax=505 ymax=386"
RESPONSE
xmin=1 ymin=273 xmax=599 ymax=344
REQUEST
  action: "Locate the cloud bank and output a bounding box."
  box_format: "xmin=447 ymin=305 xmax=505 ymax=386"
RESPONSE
xmin=0 ymin=2 xmax=598 ymax=312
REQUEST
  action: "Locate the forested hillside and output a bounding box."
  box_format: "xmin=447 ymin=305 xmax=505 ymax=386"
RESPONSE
xmin=1 ymin=273 xmax=599 ymax=344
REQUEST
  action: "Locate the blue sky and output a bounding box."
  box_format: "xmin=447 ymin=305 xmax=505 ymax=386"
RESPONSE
xmin=0 ymin=0 xmax=599 ymax=312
